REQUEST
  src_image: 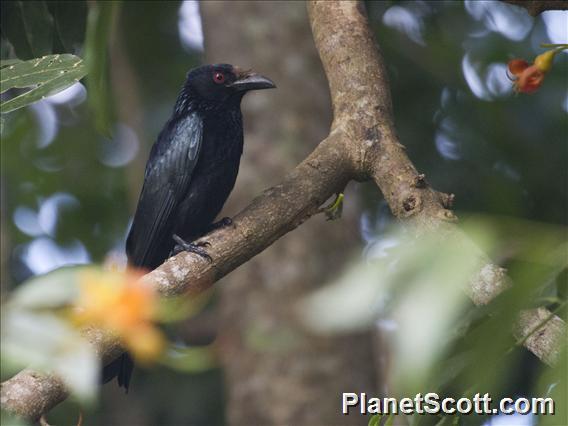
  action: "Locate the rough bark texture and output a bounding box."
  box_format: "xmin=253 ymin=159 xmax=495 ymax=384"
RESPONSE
xmin=515 ymin=308 xmax=566 ymax=364
xmin=503 ymin=0 xmax=568 ymax=15
xmin=200 ymin=2 xmax=376 ymax=425
xmin=1 ymin=1 xmax=566 ymax=422
xmin=0 ymin=371 xmax=67 ymax=419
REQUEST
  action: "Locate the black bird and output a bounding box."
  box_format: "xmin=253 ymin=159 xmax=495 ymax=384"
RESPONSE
xmin=103 ymin=64 xmax=275 ymax=391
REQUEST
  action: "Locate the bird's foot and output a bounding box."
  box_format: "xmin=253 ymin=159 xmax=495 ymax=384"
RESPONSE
xmin=206 ymin=217 xmax=233 ymax=233
xmin=171 ymin=234 xmax=212 ymax=262
xmin=319 ymin=192 xmax=344 ymax=221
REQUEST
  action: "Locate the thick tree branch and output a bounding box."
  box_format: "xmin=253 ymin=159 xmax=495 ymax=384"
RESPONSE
xmin=307 ymin=1 xmax=564 ymax=364
xmin=1 ymin=0 xmax=565 ymax=421
xmin=503 ymin=0 xmax=568 ymax=16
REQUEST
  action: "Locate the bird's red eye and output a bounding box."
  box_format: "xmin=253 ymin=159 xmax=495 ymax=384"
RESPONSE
xmin=213 ymin=72 xmax=225 ymax=84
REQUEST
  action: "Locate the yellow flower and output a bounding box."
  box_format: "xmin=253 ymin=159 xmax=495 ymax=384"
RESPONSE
xmin=72 ymin=268 xmax=165 ymax=363
xmin=123 ymin=324 xmax=165 ymax=363
xmin=533 ymin=49 xmax=556 ymax=73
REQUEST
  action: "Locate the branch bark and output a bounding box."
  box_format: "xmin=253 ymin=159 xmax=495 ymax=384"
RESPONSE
xmin=1 ymin=0 xmax=565 ymax=421
xmin=503 ymin=0 xmax=568 ymax=16
xmin=200 ymin=2 xmax=376 ymax=424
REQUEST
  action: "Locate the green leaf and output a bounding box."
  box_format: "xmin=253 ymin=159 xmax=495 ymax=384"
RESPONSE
xmin=368 ymin=414 xmax=381 ymax=426
xmin=433 ymin=416 xmax=453 ymax=426
xmin=0 ymin=58 xmax=22 ymax=68
xmin=84 ymin=1 xmax=120 ymax=135
xmin=369 ymin=414 xmax=394 ymax=426
xmin=0 ymin=54 xmax=87 ymax=113
xmin=1 ymin=54 xmax=83 ymax=91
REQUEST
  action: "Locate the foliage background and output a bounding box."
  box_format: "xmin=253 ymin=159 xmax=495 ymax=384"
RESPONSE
xmin=1 ymin=1 xmax=566 ymax=425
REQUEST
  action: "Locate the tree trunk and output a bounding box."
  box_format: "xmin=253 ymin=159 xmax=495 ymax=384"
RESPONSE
xmin=200 ymin=2 xmax=377 ymax=424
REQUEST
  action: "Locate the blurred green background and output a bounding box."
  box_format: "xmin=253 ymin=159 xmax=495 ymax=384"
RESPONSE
xmin=1 ymin=1 xmax=566 ymax=425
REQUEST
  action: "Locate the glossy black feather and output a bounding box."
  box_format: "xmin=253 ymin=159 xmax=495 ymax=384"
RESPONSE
xmin=126 ymin=111 xmax=203 ymax=269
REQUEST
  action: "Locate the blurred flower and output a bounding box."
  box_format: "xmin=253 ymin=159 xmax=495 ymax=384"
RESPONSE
xmin=507 ymin=59 xmax=544 ymax=94
xmin=507 ymin=45 xmax=567 ymax=94
xmin=72 ymin=268 xmax=165 ymax=363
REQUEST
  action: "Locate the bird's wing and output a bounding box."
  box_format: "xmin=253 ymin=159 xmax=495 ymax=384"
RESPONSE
xmin=126 ymin=112 xmax=203 ymax=267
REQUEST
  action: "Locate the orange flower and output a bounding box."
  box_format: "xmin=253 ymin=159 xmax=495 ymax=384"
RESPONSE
xmin=508 ymin=60 xmax=544 ymax=94
xmin=507 ymin=47 xmax=564 ymax=94
xmin=72 ymin=268 xmax=165 ymax=363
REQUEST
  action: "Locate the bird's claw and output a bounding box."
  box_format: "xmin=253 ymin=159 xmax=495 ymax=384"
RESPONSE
xmin=219 ymin=217 xmax=233 ymax=227
xmin=171 ymin=234 xmax=213 ymax=262
xmin=320 ymin=193 xmax=344 ymax=221
xmin=207 ymin=216 xmax=233 ymax=232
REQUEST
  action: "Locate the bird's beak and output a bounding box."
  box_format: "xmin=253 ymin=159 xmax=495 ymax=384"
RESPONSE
xmin=230 ymin=70 xmax=276 ymax=91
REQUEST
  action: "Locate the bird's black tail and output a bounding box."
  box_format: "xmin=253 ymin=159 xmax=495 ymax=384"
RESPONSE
xmin=102 ymin=353 xmax=134 ymax=393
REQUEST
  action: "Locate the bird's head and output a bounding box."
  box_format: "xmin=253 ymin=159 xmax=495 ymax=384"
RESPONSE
xmin=179 ymin=63 xmax=275 ymax=112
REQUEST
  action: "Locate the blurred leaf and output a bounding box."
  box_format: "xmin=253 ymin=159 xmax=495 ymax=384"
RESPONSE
xmin=0 ymin=410 xmax=28 ymax=426
xmin=0 ymin=54 xmax=87 ymax=113
xmin=537 ymin=343 xmax=566 ymax=426
xmin=368 ymin=414 xmax=380 ymax=426
xmin=1 ymin=266 xmax=102 ymax=402
xmin=369 ymin=414 xmax=395 ymax=426
xmin=297 ymin=260 xmax=388 ymax=335
xmin=432 ymin=416 xmax=450 ymax=426
xmin=0 ymin=1 xmax=54 ymax=59
xmin=84 ymin=1 xmax=120 ymax=135
xmin=157 ymin=290 xmax=213 ymax=323
xmin=435 ymin=218 xmax=568 ymax=398
xmin=1 ymin=310 xmax=98 ymax=402
xmin=47 ymin=1 xmax=88 ymax=53
xmin=384 ymin=233 xmax=483 ymax=395
xmin=20 ymin=1 xmax=54 ymax=56
xmin=159 ymin=345 xmax=217 ymax=373
xmin=9 ymin=265 xmax=90 ymax=309
xmin=245 ymin=323 xmax=304 ymax=353
xmin=299 ymin=224 xmax=495 ymax=395
xmin=462 ymin=215 xmax=568 ymax=269
xmin=1 ymin=2 xmax=32 ymax=59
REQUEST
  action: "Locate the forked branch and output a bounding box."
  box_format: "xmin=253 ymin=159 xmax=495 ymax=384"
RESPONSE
xmin=1 ymin=1 xmax=564 ymax=421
